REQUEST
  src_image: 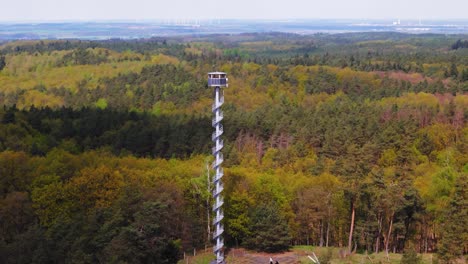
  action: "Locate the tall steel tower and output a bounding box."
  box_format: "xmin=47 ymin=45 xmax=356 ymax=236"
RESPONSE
xmin=208 ymin=72 xmax=228 ymax=263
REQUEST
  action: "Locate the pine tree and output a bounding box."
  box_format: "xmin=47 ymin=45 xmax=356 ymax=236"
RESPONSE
xmin=461 ymin=68 xmax=468 ymax=82
xmin=437 ymin=174 xmax=467 ymax=263
xmin=444 ymin=68 xmax=450 ymax=78
xmin=449 ymin=63 xmax=459 ymax=78
xmin=244 ymin=203 xmax=291 ymax=252
xmin=0 ymin=55 xmax=5 ymax=71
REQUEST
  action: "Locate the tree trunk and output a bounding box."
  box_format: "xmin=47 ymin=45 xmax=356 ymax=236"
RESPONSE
xmin=320 ymin=220 xmax=324 ymax=247
xmin=375 ymin=213 xmax=382 ymax=253
xmin=339 ymin=225 xmax=343 ymax=247
xmin=424 ymin=221 xmax=428 ymax=253
xmin=385 ymin=211 xmax=394 ymax=254
xmin=348 ymin=200 xmax=356 ymax=254
xmin=326 ymin=193 xmax=331 ymax=248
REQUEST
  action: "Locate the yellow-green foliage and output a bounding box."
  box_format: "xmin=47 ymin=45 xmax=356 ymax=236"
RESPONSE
xmin=94 ymin=98 xmax=108 ymax=109
xmin=151 ymin=54 xmax=180 ymax=64
xmin=0 ymin=51 xmax=180 ymax=97
xmin=19 ymin=90 xmax=64 ymax=108
xmin=28 ymin=151 xmax=207 ymax=226
xmin=379 ymin=92 xmax=439 ymax=109
xmin=0 ymin=59 xmax=151 ymax=93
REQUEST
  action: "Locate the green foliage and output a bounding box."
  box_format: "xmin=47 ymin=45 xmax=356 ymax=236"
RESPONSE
xmin=57 ymin=48 xmax=109 ymax=66
xmin=94 ymin=98 xmax=108 ymax=109
xmin=244 ymin=203 xmax=291 ymax=252
xmin=437 ymin=174 xmax=467 ymax=263
xmin=1 ymin=106 xmax=16 ymax=124
xmin=225 ymin=189 xmax=252 ymax=246
xmin=0 ymin=151 xmax=206 ymax=263
xmin=0 ymin=33 xmax=467 ymax=262
xmin=0 ymin=106 xmax=211 ymax=158
xmin=461 ymin=68 xmax=468 ymax=82
xmin=318 ymin=248 xmax=333 ymax=264
xmin=0 ymin=151 xmax=32 ymax=197
xmin=400 ymin=248 xmax=422 ymax=264
xmin=451 ymin=39 xmax=468 ymax=49
xmin=449 ymin=63 xmax=458 ymax=78
xmin=102 ymin=202 xmax=181 ymax=263
xmin=0 ymin=55 xmax=5 ymax=71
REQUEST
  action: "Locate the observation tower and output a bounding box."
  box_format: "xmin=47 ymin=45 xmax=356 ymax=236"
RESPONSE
xmin=208 ymin=72 xmax=228 ymax=263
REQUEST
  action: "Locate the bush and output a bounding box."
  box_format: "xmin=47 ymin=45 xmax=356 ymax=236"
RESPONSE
xmin=318 ymin=248 xmax=333 ymax=264
xmin=400 ymin=248 xmax=422 ymax=264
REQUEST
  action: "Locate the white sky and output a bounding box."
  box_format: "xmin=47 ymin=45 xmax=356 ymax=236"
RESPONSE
xmin=1 ymin=0 xmax=467 ymax=21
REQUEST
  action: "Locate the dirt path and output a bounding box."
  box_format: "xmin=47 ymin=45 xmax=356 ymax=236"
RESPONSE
xmin=227 ymin=248 xmax=303 ymax=264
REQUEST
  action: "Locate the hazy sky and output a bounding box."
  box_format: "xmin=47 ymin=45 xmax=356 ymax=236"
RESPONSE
xmin=2 ymin=0 xmax=467 ymax=21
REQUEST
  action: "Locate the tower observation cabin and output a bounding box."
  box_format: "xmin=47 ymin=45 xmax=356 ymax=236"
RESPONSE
xmin=208 ymin=72 xmax=228 ymax=87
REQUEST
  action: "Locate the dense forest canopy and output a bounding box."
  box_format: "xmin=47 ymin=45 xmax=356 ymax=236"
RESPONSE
xmin=0 ymin=32 xmax=467 ymax=263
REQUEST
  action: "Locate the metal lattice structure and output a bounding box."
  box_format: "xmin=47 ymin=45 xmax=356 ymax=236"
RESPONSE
xmin=208 ymin=72 xmax=228 ymax=263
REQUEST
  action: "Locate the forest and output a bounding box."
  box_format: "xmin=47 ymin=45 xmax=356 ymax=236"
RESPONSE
xmin=0 ymin=32 xmax=467 ymax=263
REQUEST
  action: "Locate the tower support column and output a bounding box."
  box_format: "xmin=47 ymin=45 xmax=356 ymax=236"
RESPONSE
xmin=208 ymin=72 xmax=228 ymax=264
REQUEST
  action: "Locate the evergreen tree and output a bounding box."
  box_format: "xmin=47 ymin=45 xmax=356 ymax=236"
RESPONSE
xmin=2 ymin=106 xmax=16 ymax=124
xmin=0 ymin=55 xmax=6 ymax=71
xmin=444 ymin=68 xmax=450 ymax=78
xmin=449 ymin=63 xmax=459 ymax=78
xmin=437 ymin=174 xmax=467 ymax=263
xmin=102 ymin=201 xmax=182 ymax=264
xmin=461 ymin=68 xmax=468 ymax=82
xmin=244 ymin=203 xmax=291 ymax=252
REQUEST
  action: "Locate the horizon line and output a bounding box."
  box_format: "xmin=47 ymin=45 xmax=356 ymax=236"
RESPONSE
xmin=2 ymin=18 xmax=468 ymax=24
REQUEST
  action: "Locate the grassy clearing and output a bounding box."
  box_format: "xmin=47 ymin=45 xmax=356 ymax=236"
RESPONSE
xmin=295 ymin=246 xmax=437 ymax=264
xmin=179 ymin=246 xmax=440 ymax=264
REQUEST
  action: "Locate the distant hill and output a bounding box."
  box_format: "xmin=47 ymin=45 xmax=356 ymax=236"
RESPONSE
xmin=1 ymin=19 xmax=468 ymax=40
